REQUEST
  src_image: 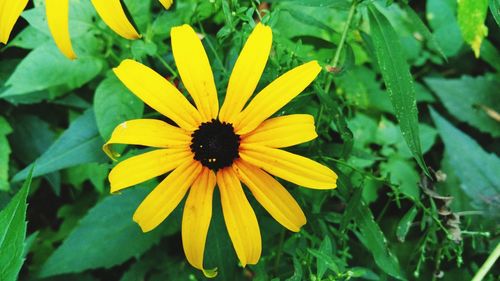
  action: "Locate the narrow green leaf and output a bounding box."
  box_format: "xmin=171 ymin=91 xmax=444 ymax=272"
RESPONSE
xmin=0 ymin=167 xmax=33 ymax=281
xmin=425 ymin=75 xmax=500 ymax=137
xmin=353 ymin=201 xmax=405 ymax=280
xmin=480 ymin=40 xmax=500 ymax=71
xmin=94 ymin=75 xmax=144 ymax=140
xmin=396 ymin=206 xmax=418 ymax=242
xmin=403 ymin=5 xmax=446 ymax=60
xmin=0 ymin=117 xmax=13 ymax=191
xmin=39 ymin=186 xmax=181 ymax=277
xmin=12 ymin=110 xmax=107 ymax=182
xmin=457 ymin=0 xmax=489 ymax=57
xmin=430 ymin=108 xmax=500 ymax=212
xmin=367 ymin=4 xmax=429 ymax=176
xmin=490 ymin=0 xmax=500 ymax=28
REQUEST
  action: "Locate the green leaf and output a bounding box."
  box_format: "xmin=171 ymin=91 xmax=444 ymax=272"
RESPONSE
xmin=426 ymin=0 xmax=463 ymax=57
xmin=12 ymin=110 xmax=107 ymax=182
xmin=430 ymin=108 xmax=500 ymax=212
xmin=0 ymin=167 xmax=33 ymax=281
xmin=403 ymin=5 xmax=446 ymax=60
xmin=39 ymin=186 xmax=181 ymax=277
xmin=396 ymin=206 xmax=418 ymax=242
xmin=0 ymin=43 xmax=102 ymax=103
xmin=380 ymin=158 xmax=420 ymax=200
xmin=270 ymin=0 xmax=350 ymax=9
xmin=457 ymin=0 xmax=489 ymax=57
xmin=490 ymin=0 xmax=500 ymax=28
xmin=425 ymin=75 xmax=500 ymax=137
xmin=367 ymin=4 xmax=429 ymax=176
xmin=0 ymin=117 xmax=13 ymax=191
xmin=353 ymin=202 xmax=405 ymax=280
xmin=8 ymin=26 xmax=50 ymax=50
xmin=94 ymin=75 xmax=144 ymax=140
xmin=480 ymin=40 xmax=500 ymax=71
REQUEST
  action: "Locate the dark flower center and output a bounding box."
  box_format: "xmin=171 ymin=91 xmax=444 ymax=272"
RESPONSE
xmin=190 ymin=119 xmax=240 ymax=171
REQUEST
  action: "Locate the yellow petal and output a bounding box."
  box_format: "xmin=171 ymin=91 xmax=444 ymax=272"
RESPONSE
xmin=158 ymin=0 xmax=173 ymax=9
xmin=217 ymin=168 xmax=261 ymax=266
xmin=91 ymin=0 xmax=140 ymax=39
xmin=113 ymin=59 xmax=203 ymax=131
xmin=103 ymin=119 xmax=191 ymax=159
xmin=233 ymin=160 xmax=306 ymax=232
xmin=133 ymin=160 xmax=202 ymax=232
xmin=242 ymin=114 xmax=317 ymax=148
xmin=182 ymin=168 xmax=218 ymax=278
xmin=109 ymin=148 xmax=192 ymax=193
xmin=171 ymin=25 xmax=218 ymax=121
xmin=0 ymin=0 xmax=28 ymax=44
xmin=234 ymin=61 xmax=321 ymax=134
xmin=240 ymin=145 xmax=337 ymax=189
xmin=219 ymin=23 xmax=272 ymax=123
xmin=45 ymin=0 xmax=77 ymax=59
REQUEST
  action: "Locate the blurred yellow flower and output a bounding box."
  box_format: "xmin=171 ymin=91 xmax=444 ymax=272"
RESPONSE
xmin=0 ymin=0 xmax=173 ymax=59
xmin=104 ymin=23 xmax=337 ymax=277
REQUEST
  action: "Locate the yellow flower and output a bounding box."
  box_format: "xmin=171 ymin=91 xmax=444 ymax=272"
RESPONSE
xmin=104 ymin=23 xmax=337 ymax=277
xmin=0 ymin=0 xmax=173 ymax=59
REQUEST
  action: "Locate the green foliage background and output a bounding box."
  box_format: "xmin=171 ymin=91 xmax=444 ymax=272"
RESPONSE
xmin=0 ymin=0 xmax=499 ymax=280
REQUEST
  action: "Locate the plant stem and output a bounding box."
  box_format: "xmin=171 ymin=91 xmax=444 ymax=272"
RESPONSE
xmin=472 ymin=243 xmax=500 ymax=281
xmin=155 ymin=54 xmax=178 ymax=79
xmin=332 ymin=0 xmax=358 ymax=68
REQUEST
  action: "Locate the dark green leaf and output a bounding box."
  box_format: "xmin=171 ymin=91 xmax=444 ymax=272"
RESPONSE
xmin=396 ymin=207 xmax=418 ymax=242
xmin=425 ymin=75 xmax=500 ymax=137
xmin=12 ymin=110 xmax=107 ymax=182
xmin=94 ymin=75 xmax=144 ymax=140
xmin=353 ymin=201 xmax=405 ymax=280
xmin=480 ymin=40 xmax=500 ymax=71
xmin=39 ymin=186 xmax=181 ymax=277
xmin=0 ymin=167 xmax=33 ymax=281
xmin=0 ymin=117 xmax=12 ymax=191
xmin=367 ymin=4 xmax=429 ymax=176
xmin=430 ymin=108 xmax=500 ymax=212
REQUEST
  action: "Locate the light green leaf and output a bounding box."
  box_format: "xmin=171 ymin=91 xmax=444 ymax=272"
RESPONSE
xmin=425 ymin=75 xmax=500 ymax=137
xmin=381 ymin=158 xmax=420 ymax=200
xmin=12 ymin=110 xmax=107 ymax=182
xmin=0 ymin=168 xmax=33 ymax=281
xmin=353 ymin=202 xmax=405 ymax=280
xmin=396 ymin=206 xmax=418 ymax=242
xmin=8 ymin=26 xmax=50 ymax=50
xmin=426 ymin=0 xmax=463 ymax=57
xmin=490 ymin=0 xmax=500 ymax=27
xmin=367 ymin=4 xmax=429 ymax=176
xmin=94 ymin=75 xmax=144 ymax=140
xmin=430 ymin=108 xmax=500 ymax=211
xmin=0 ymin=117 xmax=12 ymax=191
xmin=457 ymin=0 xmax=489 ymax=57
xmin=39 ymin=186 xmax=181 ymax=277
xmin=0 ymin=43 xmax=102 ymax=103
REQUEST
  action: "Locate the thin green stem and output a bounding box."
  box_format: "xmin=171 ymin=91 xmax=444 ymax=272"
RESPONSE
xmin=324 ymin=0 xmax=358 ymax=93
xmin=197 ymin=22 xmax=228 ymax=75
xmin=155 ymin=54 xmax=178 ymax=79
xmin=251 ymin=0 xmax=263 ymax=21
xmin=273 ymin=229 xmax=286 ymax=275
xmin=472 ymin=243 xmax=500 ymax=281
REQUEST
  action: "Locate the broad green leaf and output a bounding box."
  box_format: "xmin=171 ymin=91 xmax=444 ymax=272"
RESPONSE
xmin=430 ymin=108 xmax=500 ymax=212
xmin=0 ymin=117 xmax=12 ymax=191
xmin=0 ymin=168 xmax=33 ymax=281
xmin=367 ymin=4 xmax=429 ymax=176
xmin=353 ymin=202 xmax=405 ymax=280
xmin=9 ymin=26 xmax=50 ymax=50
xmin=65 ymin=163 xmax=109 ymax=193
xmin=0 ymin=43 xmax=102 ymax=102
xmin=94 ymin=75 xmax=144 ymax=140
xmin=403 ymin=5 xmax=446 ymax=60
xmin=123 ymin=0 xmax=152 ymax=33
xmin=380 ymin=158 xmax=420 ymax=200
xmin=396 ymin=206 xmax=418 ymax=242
xmin=12 ymin=110 xmax=107 ymax=182
xmin=425 ymin=75 xmax=500 ymax=137
xmin=457 ymin=0 xmax=489 ymax=57
xmin=39 ymin=186 xmax=181 ymax=277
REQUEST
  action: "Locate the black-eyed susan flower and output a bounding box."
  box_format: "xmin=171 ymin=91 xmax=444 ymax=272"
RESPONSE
xmin=104 ymin=23 xmax=338 ymax=277
xmin=0 ymin=0 xmax=173 ymax=58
